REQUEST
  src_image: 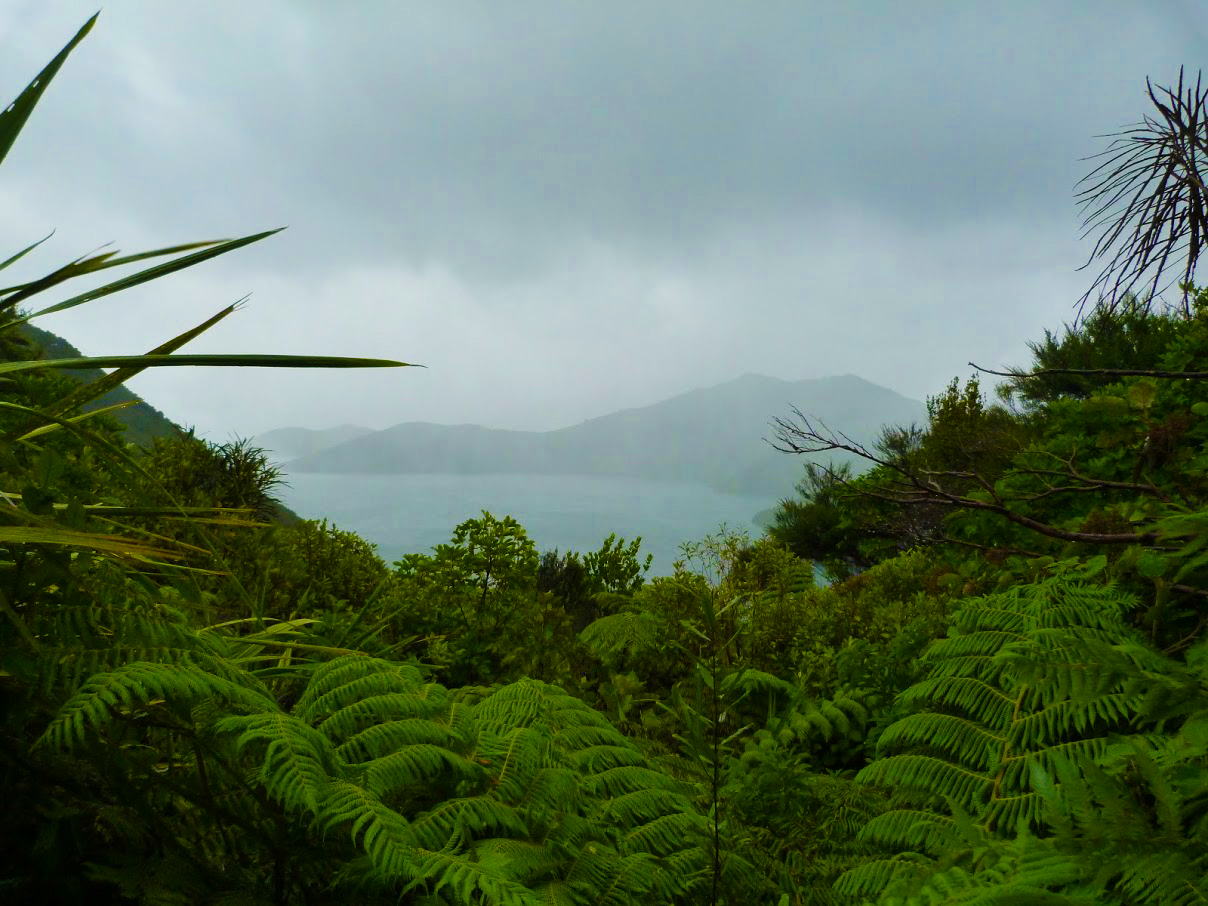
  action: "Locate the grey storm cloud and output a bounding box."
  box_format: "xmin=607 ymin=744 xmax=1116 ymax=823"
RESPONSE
xmin=0 ymin=1 xmax=1204 ymax=437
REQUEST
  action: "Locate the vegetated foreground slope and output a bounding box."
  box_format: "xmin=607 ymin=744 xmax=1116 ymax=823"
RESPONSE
xmin=280 ymin=372 xmax=925 ymax=496
xmin=15 ymin=16 xmax=1208 ymax=905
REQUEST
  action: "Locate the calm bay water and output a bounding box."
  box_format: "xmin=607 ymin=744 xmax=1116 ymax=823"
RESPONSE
xmin=276 ymin=472 xmax=775 ymax=577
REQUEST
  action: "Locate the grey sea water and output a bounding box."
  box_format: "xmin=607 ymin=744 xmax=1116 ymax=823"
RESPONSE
xmin=276 ymin=472 xmax=776 ymax=577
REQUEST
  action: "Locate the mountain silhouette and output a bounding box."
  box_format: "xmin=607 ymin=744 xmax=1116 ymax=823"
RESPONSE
xmin=271 ymin=373 xmax=925 ymax=496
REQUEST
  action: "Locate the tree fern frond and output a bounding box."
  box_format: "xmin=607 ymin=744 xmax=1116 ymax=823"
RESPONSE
xmin=317 ymin=780 xmax=418 ymax=871
xmin=215 ymin=711 xmax=335 ymax=812
xmin=1005 ymin=694 xmax=1134 ymax=749
xmin=830 ymin=689 xmax=873 ymax=724
xmin=838 ymin=576 xmax=1206 ymax=902
xmin=407 ymin=848 xmax=545 ymax=906
xmin=581 ymin=765 xmax=690 ymax=799
xmin=950 ymin=605 xmax=1032 ymax=636
xmin=598 ymin=788 xmax=692 ymax=828
xmin=579 ymin=611 xmax=663 ymax=662
xmin=39 ymin=661 xmax=273 ymax=751
xmin=474 ymin=679 xmax=606 ymax=728
xmin=788 ymin=696 xmax=871 ymax=743
xmin=877 ymin=711 xmax=1005 ymax=770
xmin=36 ymin=593 xmax=245 ymax=692
xmin=857 ymin=808 xmax=958 ymax=854
xmin=894 ymin=676 xmax=1017 ymax=731
xmin=833 ymin=853 xmax=931 ymax=898
xmin=981 ymin=789 xmax=1044 ymax=836
xmin=621 ymin=809 xmax=704 ymax=857
xmin=924 ymin=629 xmax=1032 ymax=662
xmin=785 ymin=702 xmax=833 ymax=741
xmin=293 ymin=655 xmax=426 ymax=721
xmin=719 ymin=667 xmax=798 ymax=703
xmin=1112 ymin=850 xmax=1208 ymax=906
xmin=526 ymin=878 xmax=581 ymax=906
xmin=336 ymin=717 xmax=465 ymax=764
xmin=999 ymin=636 xmax=1164 ymax=702
xmin=315 ymin=692 xmax=448 ymax=743
xmin=923 ymin=653 xmax=1004 ymax=682
xmin=467 ymin=836 xmax=565 ymax=883
xmin=999 ymin=737 xmax=1111 ymax=791
xmin=407 ymin=792 xmax=531 ymax=850
xmin=645 ymin=847 xmax=709 ymax=891
xmin=858 ymin=754 xmax=993 ymax=814
xmin=476 ymin=725 xmax=549 ymax=801
xmin=41 ymin=643 xmax=241 ymax=692
xmin=570 ymin=743 xmax=648 ymax=773
xmin=559 ymin=845 xmax=646 ymax=906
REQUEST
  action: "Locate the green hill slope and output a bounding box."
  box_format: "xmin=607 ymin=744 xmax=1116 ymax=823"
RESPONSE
xmin=17 ymin=322 xmax=184 ymax=448
xmin=6 ymin=323 xmax=307 ymax=524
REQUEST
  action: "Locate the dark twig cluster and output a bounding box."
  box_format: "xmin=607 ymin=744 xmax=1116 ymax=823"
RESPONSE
xmin=769 ymin=408 xmax=1161 ymax=548
xmin=970 ymin=362 xmax=1208 ymax=381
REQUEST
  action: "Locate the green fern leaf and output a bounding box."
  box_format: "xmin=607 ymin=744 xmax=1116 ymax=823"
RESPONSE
xmin=215 ymin=711 xmax=337 ymax=812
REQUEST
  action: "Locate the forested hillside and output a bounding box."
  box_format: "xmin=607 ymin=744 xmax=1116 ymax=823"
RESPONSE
xmin=18 ymin=321 xmax=183 ymax=447
xmin=5 ymin=15 xmax=1208 ymax=906
xmin=0 ymin=321 xmax=307 ymax=528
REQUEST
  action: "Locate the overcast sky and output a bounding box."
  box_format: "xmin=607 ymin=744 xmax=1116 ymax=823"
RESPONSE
xmin=1 ymin=2 xmax=1205 ymax=440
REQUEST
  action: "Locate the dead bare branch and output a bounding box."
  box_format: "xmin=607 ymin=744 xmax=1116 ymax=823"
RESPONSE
xmin=970 ymin=361 xmax=1208 ymax=380
xmin=770 ymin=409 xmax=1162 ymax=548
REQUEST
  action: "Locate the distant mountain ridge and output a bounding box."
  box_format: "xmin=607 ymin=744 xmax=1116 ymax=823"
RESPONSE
xmin=272 ymin=373 xmax=926 ymax=497
xmin=253 ymin=425 xmax=375 ymax=462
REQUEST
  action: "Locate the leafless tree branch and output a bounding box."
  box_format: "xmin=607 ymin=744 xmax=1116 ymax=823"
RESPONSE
xmin=970 ymin=361 xmax=1208 ymax=380
xmin=770 ymin=409 xmax=1161 ymax=548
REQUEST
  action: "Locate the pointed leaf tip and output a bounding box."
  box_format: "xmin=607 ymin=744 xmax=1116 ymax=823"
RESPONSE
xmin=0 ymin=13 xmax=99 ymax=168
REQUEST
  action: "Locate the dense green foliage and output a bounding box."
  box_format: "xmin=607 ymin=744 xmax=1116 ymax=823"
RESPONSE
xmin=5 ymin=15 xmax=1208 ymax=906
